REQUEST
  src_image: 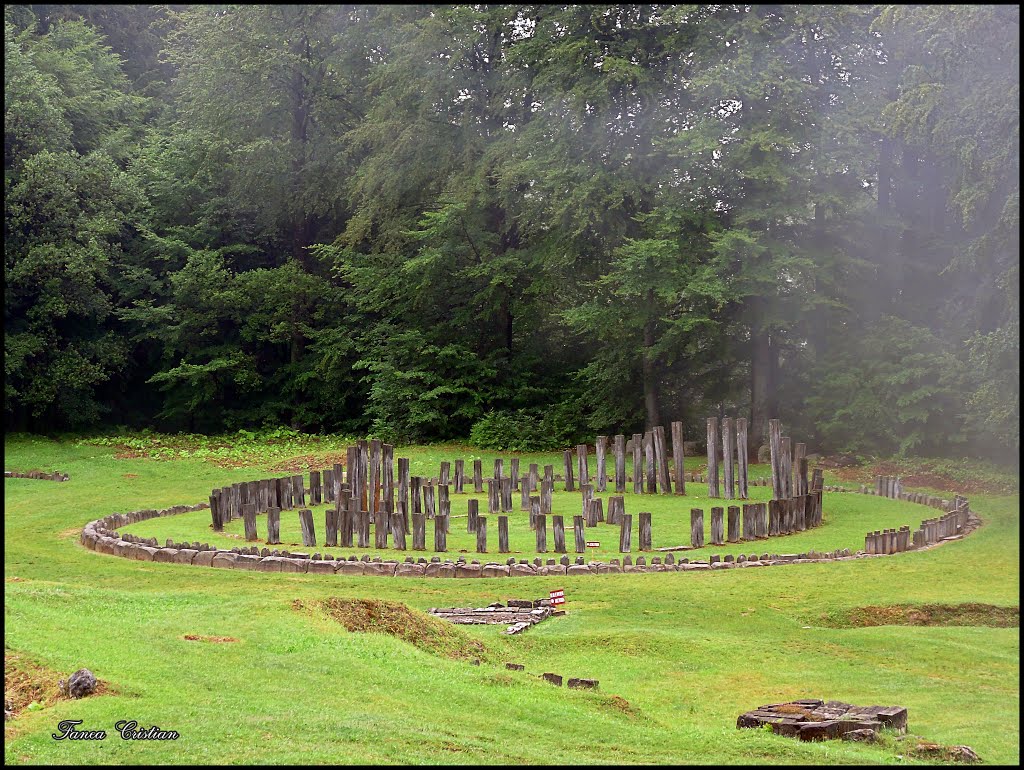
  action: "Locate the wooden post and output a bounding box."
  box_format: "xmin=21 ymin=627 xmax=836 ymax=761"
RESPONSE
xmin=473 ymin=459 xmax=483 ymax=493
xmin=727 ymin=506 xmax=740 ymax=542
xmin=382 ymin=444 xmax=394 ymax=514
xmin=574 ymin=516 xmax=586 ymax=553
xmin=736 ymin=417 xmax=748 ymax=499
xmin=324 ymin=505 xmax=338 ymax=547
xmin=322 ymin=469 xmax=334 ymax=504
xmin=541 ymin=480 xmax=553 ymax=514
xmin=487 ymin=479 xmax=498 ymax=514
xmin=476 ymin=516 xmax=487 ymax=554
xmin=563 ymin=451 xmax=575 ymax=492
xmin=337 ymin=494 xmax=352 ymax=548
xmin=267 ymin=507 xmax=281 ymax=544
xmin=722 ymin=417 xmax=735 ymax=499
xmin=793 ymin=443 xmax=807 ymax=495
xmin=769 ymin=499 xmax=781 ymax=536
xmin=653 ymin=426 xmax=670 ymax=494
xmin=437 ymin=484 xmax=449 ymax=517
xmin=576 ymin=444 xmax=589 ymax=487
xmin=535 ymin=514 xmax=547 ymax=553
xmin=639 ymin=511 xmax=652 ymax=551
xmin=607 ymin=496 xmax=624 ymax=526
xmin=780 ymin=437 xmax=792 ymax=498
xmin=706 ymin=418 xmax=720 ymax=498
xmin=210 ymin=494 xmax=223 ymax=532
xmin=467 ymin=499 xmax=479 ymax=533
xmin=529 ymin=463 xmax=540 ymax=492
xmin=520 ymin=475 xmax=531 ymax=510
xmin=552 ymin=515 xmax=566 ymax=553
xmin=586 ymin=498 xmax=599 ymax=528
xmin=493 ymin=457 xmax=503 ymax=481
xmin=619 ymin=514 xmax=632 ymax=553
xmin=423 ymin=482 xmax=435 ymax=519
xmin=411 ymin=476 xmax=422 ymax=515
xmin=543 ymin=464 xmax=553 ymax=488
xmin=374 ymin=509 xmax=388 ymax=548
xmin=310 ymin=470 xmax=322 ymax=506
xmin=632 ymin=433 xmax=643 ymax=493
xmin=510 ymin=458 xmax=520 ymax=490
xmin=439 ymin=460 xmax=450 ymax=487
xmin=454 ymin=459 xmax=464 ymax=493
xmin=741 ymin=503 xmax=754 ymax=541
xmin=501 ymin=476 xmax=513 ymax=512
xmin=690 ymin=509 xmax=704 ymax=548
xmin=398 ymin=458 xmax=410 ymax=519
xmin=412 ymin=512 xmax=425 ymax=550
xmin=580 ymin=484 xmax=593 ymax=518
xmin=243 ymin=503 xmax=258 ymax=542
xmin=670 ymin=421 xmax=686 ymax=495
xmin=644 ymin=431 xmax=656 ymax=493
xmin=595 ymin=436 xmax=608 ymax=492
xmin=357 ymin=510 xmax=370 ymax=548
xmin=710 ymin=507 xmax=724 ymax=545
xmin=530 ymin=496 xmax=541 ymax=530
xmin=369 ymin=439 xmax=381 ymax=518
xmin=391 ymin=513 xmax=406 ymax=550
xmin=298 ymin=508 xmax=315 ymax=547
xmin=614 ymin=434 xmax=626 ymax=493
xmin=434 ymin=516 xmax=447 ymax=551
xmin=768 ymin=419 xmax=783 ymax=499
xmin=498 ymin=516 xmax=509 ymax=553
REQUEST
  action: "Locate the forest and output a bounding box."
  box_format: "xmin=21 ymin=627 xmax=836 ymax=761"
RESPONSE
xmin=4 ymin=4 xmax=1019 ymax=460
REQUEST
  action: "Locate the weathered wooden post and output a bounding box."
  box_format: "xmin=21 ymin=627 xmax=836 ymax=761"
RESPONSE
xmin=639 ymin=511 xmax=652 ymax=551
xmin=653 ymin=426 xmax=670 ymax=494
xmin=473 ymin=460 xmax=483 ymax=493
xmin=398 ymin=458 xmax=410 ymax=519
xmin=580 ymin=484 xmax=593 ymax=518
xmin=437 ymin=484 xmax=449 ymax=517
xmin=434 ymin=516 xmax=448 ymax=551
xmin=439 ymin=460 xmax=450 ymax=487
xmin=690 ymin=508 xmax=704 ymax=548
xmin=338 ymin=495 xmax=352 ymax=548
xmin=768 ymin=419 xmax=784 ymax=499
xmin=369 ymin=439 xmax=381 ymax=518
xmin=543 ymin=464 xmax=553 ymax=489
xmin=493 ymin=457 xmax=503 ymax=481
xmin=727 ymin=505 xmax=740 ymax=542
xmin=476 ymin=517 xmax=487 ymax=554
xmin=291 ymin=475 xmax=305 ymax=507
xmin=577 ymin=444 xmax=589 ymax=487
xmin=614 ymin=434 xmax=627 ymax=493
xmin=632 ymin=433 xmax=644 ymax=493
xmin=412 ymin=511 xmax=426 ymax=550
xmin=267 ymin=507 xmax=281 ymax=545
xmin=758 ymin=502 xmax=769 ymax=538
xmin=722 ymin=417 xmax=735 ymax=499
xmin=467 ymin=498 xmax=479 ymax=533
xmin=620 ymin=514 xmax=632 ymax=553
xmin=520 ymin=475 xmax=531 ymax=510
xmin=454 ymin=459 xmax=464 ymax=493
xmin=671 ymin=421 xmax=686 ymax=495
xmin=540 ymin=479 xmax=553 ymax=514
xmin=509 ymin=458 xmax=520 ymax=490
xmin=310 ymin=470 xmax=322 ymax=506
xmin=535 ymin=514 xmax=548 ymax=553
xmin=529 ymin=463 xmax=540 ymax=492
xmin=780 ymin=437 xmax=792 ymax=498
xmin=297 ymin=508 xmax=315 ymax=547
xmin=487 ymin=479 xmax=498 ymax=514
xmin=563 ymin=451 xmax=575 ymax=492
xmin=382 ymin=444 xmax=395 ymax=514
xmin=585 ymin=498 xmax=599 ymax=528
xmin=794 ymin=443 xmax=807 ymax=495
xmin=769 ymin=499 xmax=781 ymax=536
xmin=595 ymin=436 xmax=608 ymax=492
xmin=741 ymin=503 xmax=754 ymax=541
xmin=391 ymin=512 xmax=406 ymax=551
xmin=706 ymin=418 xmax=720 ymax=498
xmin=210 ymin=494 xmax=223 ymax=532
xmin=644 ymin=431 xmax=656 ymax=493
xmin=552 ymin=515 xmax=566 ymax=553
xmin=736 ymin=418 xmax=749 ymax=499
xmin=574 ymin=516 xmax=586 ymax=553
xmin=501 ymin=476 xmax=513 ymax=512
xmin=243 ymin=503 xmax=258 ymax=542
xmin=325 ymin=507 xmax=338 ymax=547
xmin=322 ymin=469 xmax=334 ymax=505
xmin=411 ymin=476 xmax=423 ymax=515
xmin=710 ymin=507 xmax=724 ymax=545
xmin=423 ymin=482 xmax=435 ymax=519
xmin=357 ymin=509 xmax=370 ymax=548
xmin=498 ymin=516 xmax=509 ymax=553
xmin=607 ymin=496 xmax=624 ymax=526
xmin=374 ymin=508 xmax=388 ymax=548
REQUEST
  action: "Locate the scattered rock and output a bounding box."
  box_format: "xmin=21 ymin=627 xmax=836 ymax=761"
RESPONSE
xmin=66 ymin=668 xmax=98 ymax=699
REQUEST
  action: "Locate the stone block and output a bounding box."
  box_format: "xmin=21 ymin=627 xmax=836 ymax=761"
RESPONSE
xmin=396 ymin=563 xmax=426 ymax=577
xmin=211 ymin=552 xmax=238 ymax=569
xmin=172 ymin=549 xmax=198 ymax=565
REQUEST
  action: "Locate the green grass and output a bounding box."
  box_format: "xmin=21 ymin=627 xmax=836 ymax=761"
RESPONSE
xmin=4 ymin=434 xmax=1019 ymax=764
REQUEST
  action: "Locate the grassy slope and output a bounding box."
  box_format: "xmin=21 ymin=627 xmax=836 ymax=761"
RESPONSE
xmin=3 ymin=435 xmax=1019 ymax=765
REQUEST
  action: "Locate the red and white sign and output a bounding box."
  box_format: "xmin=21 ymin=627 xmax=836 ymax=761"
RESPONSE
xmin=586 ymin=541 xmax=600 ymax=548
xmin=549 ymin=588 xmax=565 ymax=607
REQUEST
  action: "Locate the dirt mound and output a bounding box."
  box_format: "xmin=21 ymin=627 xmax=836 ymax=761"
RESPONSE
xmin=183 ymin=635 xmax=238 ymax=643
xmin=5 ymin=651 xmax=63 ymax=720
xmin=303 ymin=598 xmax=488 ymax=662
xmin=821 ymin=603 xmax=1018 ymax=629
xmin=268 ymin=454 xmax=350 ymax=473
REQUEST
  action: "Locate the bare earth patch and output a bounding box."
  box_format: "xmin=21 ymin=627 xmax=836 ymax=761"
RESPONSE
xmin=600 ymin=694 xmax=639 ymax=718
xmin=821 ymin=603 xmax=1018 ymax=629
xmin=5 ymin=651 xmax=66 ymax=719
xmin=267 ymin=453 xmax=348 ymax=473
xmin=301 ymin=598 xmax=488 ymax=662
xmin=183 ymin=635 xmax=238 ymax=643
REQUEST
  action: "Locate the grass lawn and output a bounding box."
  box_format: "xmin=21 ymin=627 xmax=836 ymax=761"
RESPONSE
xmin=4 ymin=434 xmax=1019 ymax=764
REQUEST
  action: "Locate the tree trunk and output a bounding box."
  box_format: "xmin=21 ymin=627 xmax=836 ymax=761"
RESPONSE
xmin=750 ymin=316 xmax=774 ymax=459
xmin=642 ymin=293 xmax=662 ymax=429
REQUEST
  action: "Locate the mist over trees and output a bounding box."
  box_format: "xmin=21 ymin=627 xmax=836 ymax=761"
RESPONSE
xmin=4 ymin=4 xmax=1019 ymax=460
